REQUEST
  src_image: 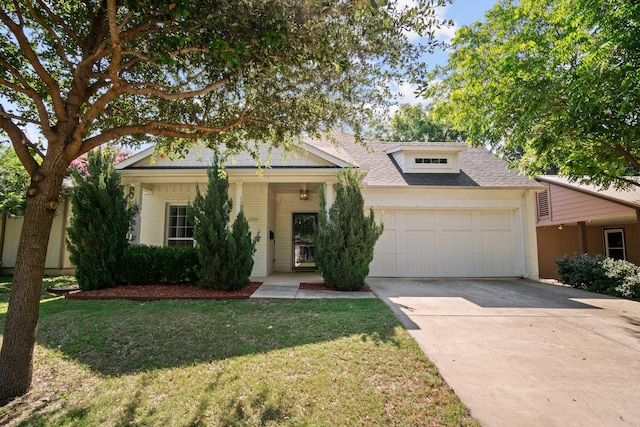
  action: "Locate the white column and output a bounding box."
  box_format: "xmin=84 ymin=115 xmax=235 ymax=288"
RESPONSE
xmin=129 ymin=182 xmax=143 ymax=244
xmin=325 ymin=182 xmax=334 ymax=211
xmin=235 ymin=181 xmax=243 ymax=216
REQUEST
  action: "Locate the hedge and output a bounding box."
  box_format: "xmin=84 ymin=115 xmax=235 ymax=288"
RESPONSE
xmin=118 ymin=245 xmax=199 ymax=285
xmin=555 ymin=254 xmax=640 ymax=300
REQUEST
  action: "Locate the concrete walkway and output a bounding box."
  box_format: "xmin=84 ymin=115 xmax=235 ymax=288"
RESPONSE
xmin=368 ymin=278 xmax=640 ymax=427
xmin=250 ymin=280 xmax=375 ymax=299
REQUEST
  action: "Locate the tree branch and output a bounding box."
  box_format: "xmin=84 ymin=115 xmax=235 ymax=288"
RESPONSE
xmin=124 ymin=78 xmax=229 ymax=100
xmin=75 ymin=118 xmax=253 ymax=158
xmin=0 ymin=7 xmax=68 ymax=121
xmin=27 ymin=0 xmax=78 ymax=68
xmin=0 ymin=61 xmax=55 ymax=139
xmin=614 ymin=143 xmax=640 ymax=172
xmin=0 ymin=105 xmax=41 ymax=175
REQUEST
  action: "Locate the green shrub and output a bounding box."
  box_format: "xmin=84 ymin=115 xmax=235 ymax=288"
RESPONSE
xmin=188 ymin=159 xmax=258 ymax=291
xmin=555 ymin=254 xmax=640 ymax=299
xmin=66 ymin=149 xmax=137 ymax=290
xmin=119 ymin=245 xmax=198 ymax=285
xmin=314 ymin=168 xmax=383 ymax=291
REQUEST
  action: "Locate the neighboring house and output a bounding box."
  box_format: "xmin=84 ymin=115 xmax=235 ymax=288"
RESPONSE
xmin=116 ymin=132 xmax=542 ymax=279
xmin=535 ymin=176 xmax=640 ymax=279
xmin=0 ymin=199 xmax=73 ymax=275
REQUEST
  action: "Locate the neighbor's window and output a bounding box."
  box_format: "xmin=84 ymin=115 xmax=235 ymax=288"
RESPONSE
xmin=604 ymin=228 xmax=626 ymax=260
xmin=167 ymin=205 xmax=194 ymax=247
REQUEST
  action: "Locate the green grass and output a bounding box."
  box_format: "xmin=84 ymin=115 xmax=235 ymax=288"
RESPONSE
xmin=0 ymin=276 xmax=478 ymax=426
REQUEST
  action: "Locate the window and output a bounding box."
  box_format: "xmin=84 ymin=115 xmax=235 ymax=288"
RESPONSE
xmin=415 ymin=157 xmax=448 ymax=164
xmin=167 ymin=205 xmax=194 ymax=247
xmin=604 ymin=228 xmax=626 ymax=260
xmin=537 ymin=190 xmax=550 ymax=218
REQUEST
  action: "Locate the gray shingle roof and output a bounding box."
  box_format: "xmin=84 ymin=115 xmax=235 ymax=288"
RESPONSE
xmin=305 ymin=131 xmax=541 ymax=188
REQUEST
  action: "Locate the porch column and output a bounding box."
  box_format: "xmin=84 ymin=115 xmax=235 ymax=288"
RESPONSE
xmin=325 ymin=182 xmax=334 ymax=211
xmin=235 ymin=181 xmax=243 ymax=216
xmin=577 ymin=221 xmax=588 ymax=254
xmin=129 ymin=182 xmax=143 ymax=244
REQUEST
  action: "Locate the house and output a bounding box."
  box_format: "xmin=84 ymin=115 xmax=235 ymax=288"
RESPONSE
xmin=116 ymin=132 xmax=542 ymax=279
xmin=535 ymin=176 xmax=640 ymax=279
xmin=0 ymin=199 xmax=74 ymax=275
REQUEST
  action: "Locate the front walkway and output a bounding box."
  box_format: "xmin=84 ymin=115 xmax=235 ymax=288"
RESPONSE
xmin=250 ymin=272 xmax=375 ymax=299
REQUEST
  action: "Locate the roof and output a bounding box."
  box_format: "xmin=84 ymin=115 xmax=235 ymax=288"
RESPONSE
xmin=305 ymin=131 xmax=541 ymax=188
xmin=536 ymin=175 xmax=640 ymax=209
xmin=117 ymin=131 xmax=541 ymax=189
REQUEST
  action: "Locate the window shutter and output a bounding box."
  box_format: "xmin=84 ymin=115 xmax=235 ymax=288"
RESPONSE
xmin=538 ymin=190 xmax=550 ymax=218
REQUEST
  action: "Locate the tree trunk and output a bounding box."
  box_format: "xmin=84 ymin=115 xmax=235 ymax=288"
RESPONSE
xmin=0 ymin=148 xmax=67 ymax=402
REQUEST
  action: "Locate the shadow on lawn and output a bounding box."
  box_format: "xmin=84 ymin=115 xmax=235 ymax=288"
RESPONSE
xmin=31 ymin=296 xmax=402 ymax=377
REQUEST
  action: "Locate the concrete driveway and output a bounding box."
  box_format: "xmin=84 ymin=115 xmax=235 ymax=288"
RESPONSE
xmin=368 ymin=278 xmax=640 ymax=427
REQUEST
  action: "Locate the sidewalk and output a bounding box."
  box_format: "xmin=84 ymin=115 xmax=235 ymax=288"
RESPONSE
xmin=250 ymin=281 xmax=376 ymax=299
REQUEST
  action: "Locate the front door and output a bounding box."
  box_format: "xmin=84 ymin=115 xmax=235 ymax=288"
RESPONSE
xmin=292 ymin=213 xmax=317 ymax=270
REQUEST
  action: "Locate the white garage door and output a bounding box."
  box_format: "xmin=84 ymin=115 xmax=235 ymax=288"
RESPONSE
xmin=369 ymin=210 xmax=520 ymax=277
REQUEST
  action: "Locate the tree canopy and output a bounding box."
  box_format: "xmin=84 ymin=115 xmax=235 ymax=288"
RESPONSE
xmin=375 ymin=104 xmax=467 ymax=142
xmin=426 ymin=0 xmax=640 ymax=188
xmin=0 ymin=0 xmax=453 ymax=400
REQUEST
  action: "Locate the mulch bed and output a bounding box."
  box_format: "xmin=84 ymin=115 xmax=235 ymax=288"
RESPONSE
xmin=65 ymin=282 xmax=262 ymax=301
xmin=299 ymin=282 xmax=372 ymax=292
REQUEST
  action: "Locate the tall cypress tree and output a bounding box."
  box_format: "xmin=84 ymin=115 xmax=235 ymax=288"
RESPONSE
xmin=66 ymin=149 xmax=137 ymax=290
xmin=188 ymin=159 xmax=258 ymax=290
xmin=315 ymin=168 xmax=383 ymax=291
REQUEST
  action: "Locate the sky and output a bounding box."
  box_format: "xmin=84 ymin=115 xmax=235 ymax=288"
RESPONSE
xmin=392 ymin=0 xmax=498 ymax=105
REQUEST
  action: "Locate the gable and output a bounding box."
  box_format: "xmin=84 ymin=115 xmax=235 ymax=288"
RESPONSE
xmin=536 ymin=180 xmax=637 ymax=226
xmin=118 ymin=143 xmax=344 ymax=170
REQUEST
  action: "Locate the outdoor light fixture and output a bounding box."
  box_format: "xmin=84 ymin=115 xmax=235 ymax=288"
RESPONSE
xmin=299 ymin=189 xmax=309 ymax=200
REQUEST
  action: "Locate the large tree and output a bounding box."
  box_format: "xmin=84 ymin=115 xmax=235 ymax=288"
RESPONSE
xmin=375 ymin=103 xmax=467 ymax=142
xmin=0 ymin=0 xmax=450 ymax=399
xmin=427 ymin=0 xmax=640 ymax=188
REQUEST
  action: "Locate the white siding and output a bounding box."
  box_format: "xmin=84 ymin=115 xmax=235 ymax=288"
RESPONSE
xmin=131 ymin=144 xmax=334 ymax=168
xmin=240 ymin=183 xmax=269 ymax=276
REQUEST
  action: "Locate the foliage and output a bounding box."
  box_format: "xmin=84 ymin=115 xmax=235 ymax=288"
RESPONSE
xmin=0 ymin=0 xmax=452 ymax=400
xmin=188 ymin=160 xmax=258 ymax=291
xmin=66 ymin=149 xmax=137 ymax=291
xmin=375 ymin=104 xmax=467 ymax=142
xmin=427 ymin=0 xmax=640 ymax=188
xmin=118 ymin=245 xmax=198 ymax=285
xmin=315 ymin=168 xmax=383 ymax=291
xmin=556 ymin=254 xmax=640 ymax=299
xmin=230 ymin=208 xmax=260 ymax=287
xmin=0 ymin=144 xmax=30 ymax=216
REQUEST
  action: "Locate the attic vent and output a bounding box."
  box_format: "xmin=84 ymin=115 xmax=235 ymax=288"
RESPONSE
xmin=415 ymin=158 xmax=448 ymax=164
xmin=537 ymin=190 xmax=550 ymax=218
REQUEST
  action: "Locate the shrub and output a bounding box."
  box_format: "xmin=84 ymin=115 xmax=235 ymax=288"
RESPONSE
xmin=555 ymin=254 xmax=640 ymax=299
xmin=188 ymin=159 xmax=258 ymax=291
xmin=314 ymin=168 xmax=383 ymax=291
xmin=119 ymin=245 xmax=198 ymax=285
xmin=66 ymin=149 xmax=137 ymax=290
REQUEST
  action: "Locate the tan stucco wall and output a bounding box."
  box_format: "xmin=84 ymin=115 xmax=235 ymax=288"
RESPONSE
xmin=537 ymin=223 xmax=640 ymax=279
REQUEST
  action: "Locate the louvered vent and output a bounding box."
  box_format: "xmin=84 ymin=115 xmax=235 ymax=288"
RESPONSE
xmin=538 ymin=190 xmax=550 ymax=218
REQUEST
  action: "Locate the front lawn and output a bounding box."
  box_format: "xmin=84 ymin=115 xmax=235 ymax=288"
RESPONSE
xmin=0 ymin=276 xmax=477 ymax=426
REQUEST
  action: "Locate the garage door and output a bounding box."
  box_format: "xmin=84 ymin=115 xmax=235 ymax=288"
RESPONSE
xmin=369 ymin=210 xmax=519 ymax=277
